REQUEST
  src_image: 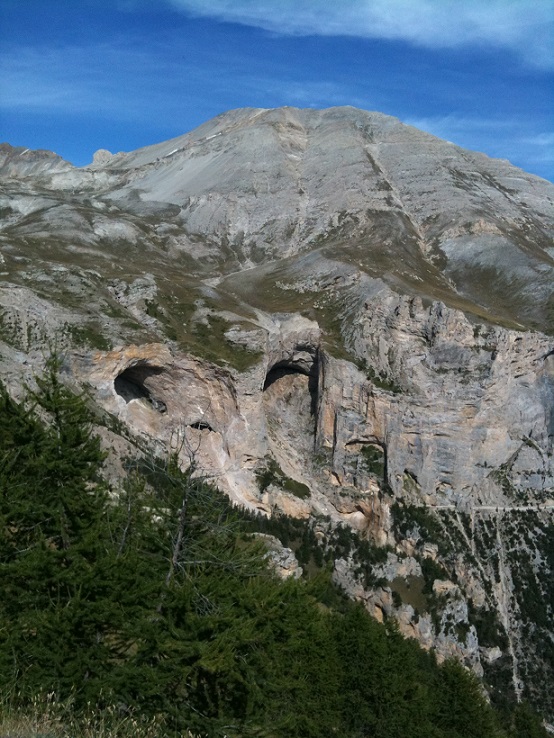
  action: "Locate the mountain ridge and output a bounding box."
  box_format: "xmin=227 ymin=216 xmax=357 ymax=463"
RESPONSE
xmin=2 ymin=106 xmax=552 ymax=333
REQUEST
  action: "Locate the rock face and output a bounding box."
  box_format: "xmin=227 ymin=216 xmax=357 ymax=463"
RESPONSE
xmin=337 ymin=290 xmax=554 ymax=506
xmin=1 ymin=106 xmax=553 ymax=721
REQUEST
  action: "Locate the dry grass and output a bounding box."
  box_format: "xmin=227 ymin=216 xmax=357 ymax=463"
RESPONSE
xmin=0 ymin=693 xmax=192 ymax=738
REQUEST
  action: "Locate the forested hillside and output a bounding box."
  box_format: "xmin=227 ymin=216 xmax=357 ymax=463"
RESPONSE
xmin=0 ymin=361 xmax=547 ymax=737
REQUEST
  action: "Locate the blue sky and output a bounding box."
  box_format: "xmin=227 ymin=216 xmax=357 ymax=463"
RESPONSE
xmin=1 ymin=0 xmax=553 ymax=181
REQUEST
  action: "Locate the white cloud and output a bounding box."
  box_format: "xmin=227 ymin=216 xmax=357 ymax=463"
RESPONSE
xmin=168 ymin=0 xmax=554 ymax=67
xmin=521 ymin=132 xmax=554 ymax=148
xmin=404 ymin=114 xmax=516 ymax=139
xmin=0 ymin=44 xmax=142 ymax=114
xmin=245 ymin=77 xmax=369 ymax=109
xmin=0 ymin=38 xmax=368 ymax=120
xmin=518 ymin=133 xmax=554 ymax=166
xmin=0 ymin=41 xmax=207 ymax=119
xmin=403 ymin=114 xmax=554 ymax=176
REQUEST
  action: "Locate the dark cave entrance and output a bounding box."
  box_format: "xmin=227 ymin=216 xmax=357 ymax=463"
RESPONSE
xmin=263 ymin=361 xmax=318 ymax=417
xmin=261 ymin=356 xmax=320 ymax=483
xmin=189 ymin=420 xmax=214 ymax=432
xmin=114 ymin=365 xmax=167 ymax=413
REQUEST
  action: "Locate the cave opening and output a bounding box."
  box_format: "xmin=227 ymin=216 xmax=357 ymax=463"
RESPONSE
xmin=114 ymin=365 xmax=167 ymax=412
xmin=190 ymin=420 xmax=214 ymax=432
xmin=263 ymin=361 xmax=318 ymax=417
xmin=262 ymin=356 xmax=319 ymax=486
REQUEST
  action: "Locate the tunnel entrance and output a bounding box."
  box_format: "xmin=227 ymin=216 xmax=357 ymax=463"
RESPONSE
xmin=114 ymin=365 xmax=167 ymax=413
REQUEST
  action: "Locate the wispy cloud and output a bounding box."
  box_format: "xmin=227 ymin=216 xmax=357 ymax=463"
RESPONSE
xmin=168 ymin=0 xmax=554 ymax=68
xmin=0 ymin=38 xmax=367 ymax=120
xmin=0 ymin=40 xmax=212 ymax=120
xmin=405 ymin=114 xmax=518 ymax=139
xmin=243 ymin=77 xmax=369 ymax=110
xmin=404 ymin=114 xmax=554 ymax=174
xmin=521 ymin=132 xmax=554 ymax=149
xmin=517 ymin=133 xmax=554 ymax=167
xmin=1 ymin=43 xmax=145 ymax=115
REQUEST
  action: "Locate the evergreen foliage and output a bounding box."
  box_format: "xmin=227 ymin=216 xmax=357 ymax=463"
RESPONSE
xmin=0 ymin=364 xmax=548 ymax=737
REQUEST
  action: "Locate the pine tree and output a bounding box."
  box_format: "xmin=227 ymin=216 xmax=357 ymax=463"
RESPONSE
xmin=0 ymin=360 xmax=109 ymax=698
xmin=431 ymin=659 xmax=503 ymax=738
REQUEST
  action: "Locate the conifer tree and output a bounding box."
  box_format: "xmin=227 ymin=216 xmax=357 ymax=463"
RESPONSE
xmin=0 ymin=360 xmax=109 ymax=698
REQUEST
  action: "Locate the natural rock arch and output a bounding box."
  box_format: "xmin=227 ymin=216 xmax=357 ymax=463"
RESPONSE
xmin=261 ymin=356 xmax=319 ymax=488
xmin=114 ymin=364 xmax=167 ymax=413
xmin=263 ymin=358 xmax=318 ymax=417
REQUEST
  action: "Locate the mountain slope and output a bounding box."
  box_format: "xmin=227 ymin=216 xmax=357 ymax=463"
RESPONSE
xmin=1 ymin=106 xmax=553 ymax=725
xmin=2 ymin=106 xmax=553 ymax=329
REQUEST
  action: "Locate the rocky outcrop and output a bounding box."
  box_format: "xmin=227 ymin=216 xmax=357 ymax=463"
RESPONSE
xmin=328 ymin=288 xmax=554 ymax=507
xmin=62 ymin=288 xmax=554 ymax=701
xmin=69 ymin=314 xmax=322 ymax=510
xmin=0 ymin=143 xmax=73 ymax=178
xmin=256 ymin=534 xmax=303 ymax=579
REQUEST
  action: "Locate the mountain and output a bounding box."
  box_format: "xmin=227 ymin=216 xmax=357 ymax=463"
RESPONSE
xmin=1 ymin=106 xmax=553 ymax=724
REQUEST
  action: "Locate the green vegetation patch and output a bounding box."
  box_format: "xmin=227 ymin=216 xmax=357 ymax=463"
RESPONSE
xmin=63 ymin=321 xmax=113 ymax=351
xmin=0 ymin=308 xmax=23 ymax=349
xmin=217 ymin=258 xmax=361 ymax=362
xmin=357 ymin=357 xmax=402 ymax=393
xmin=468 ymin=602 xmax=508 ymax=651
xmin=392 ymin=501 xmax=452 ymax=555
xmin=145 ymin=291 xmax=263 ymax=372
xmin=360 ymin=443 xmax=385 ymax=478
xmin=256 ymin=456 xmax=311 ymax=499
